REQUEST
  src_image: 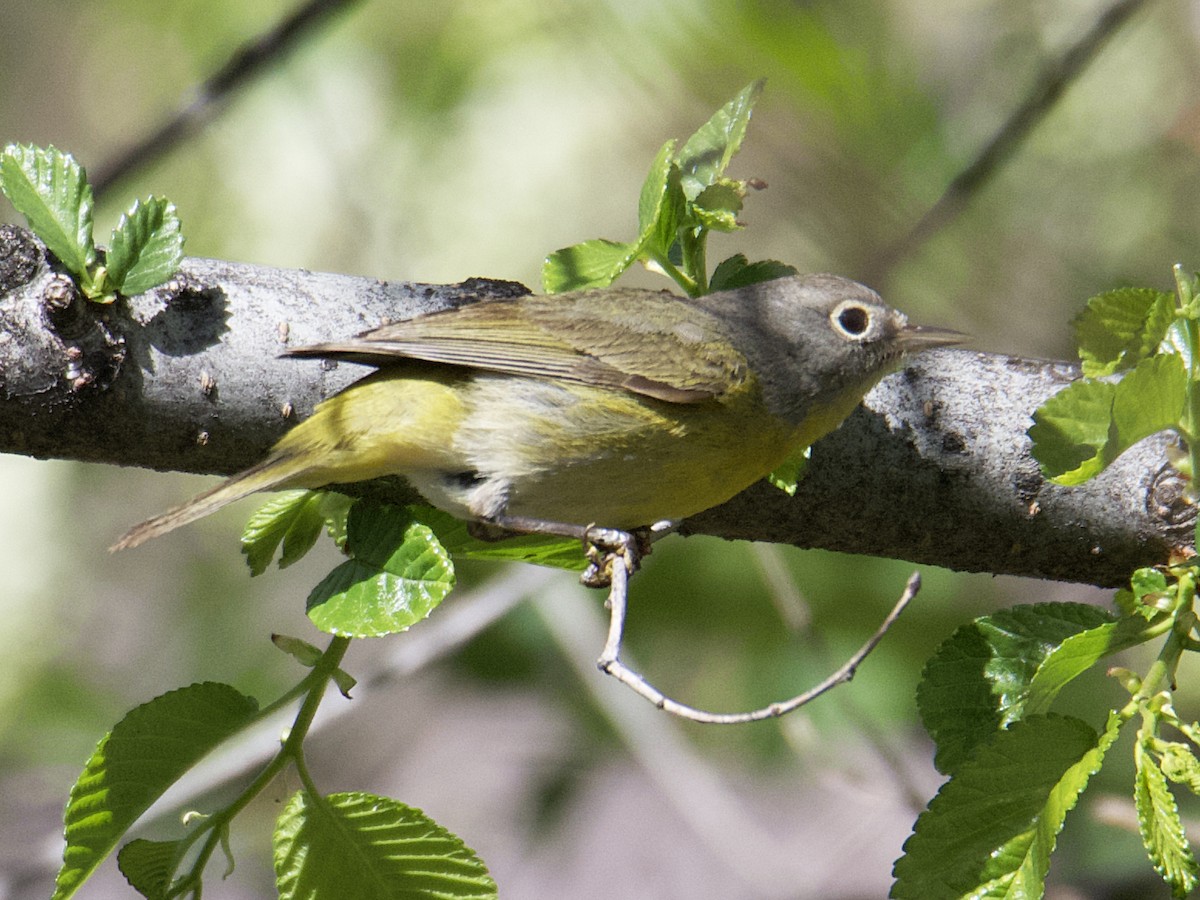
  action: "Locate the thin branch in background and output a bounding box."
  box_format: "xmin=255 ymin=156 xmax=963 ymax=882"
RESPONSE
xmin=868 ymin=0 xmax=1154 ymax=283
xmin=748 ymin=543 xmax=931 ymax=813
xmin=90 ymin=0 xmax=361 ymax=199
xmin=595 ymin=535 xmax=923 ymax=724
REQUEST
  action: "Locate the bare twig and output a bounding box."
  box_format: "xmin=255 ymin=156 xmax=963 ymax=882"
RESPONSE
xmin=91 ymin=0 xmax=361 ymax=198
xmin=868 ymin=0 xmax=1154 ymax=282
xmin=593 ymin=531 xmax=923 ymax=724
xmin=749 ymin=543 xmax=932 ymax=811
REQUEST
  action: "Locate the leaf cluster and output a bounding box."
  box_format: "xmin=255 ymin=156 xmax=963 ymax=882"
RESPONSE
xmin=541 ymin=79 xmax=795 ymax=298
xmin=54 ymin=499 xmax=505 ymax=899
xmin=892 ymin=269 xmax=1200 ymax=898
xmin=0 ymin=143 xmax=183 ymax=302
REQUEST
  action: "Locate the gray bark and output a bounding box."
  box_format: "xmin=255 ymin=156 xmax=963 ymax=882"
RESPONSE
xmin=1 ymin=225 xmax=1190 ymax=587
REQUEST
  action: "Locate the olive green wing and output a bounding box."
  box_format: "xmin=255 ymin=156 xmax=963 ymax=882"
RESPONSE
xmin=285 ymin=290 xmax=747 ymax=403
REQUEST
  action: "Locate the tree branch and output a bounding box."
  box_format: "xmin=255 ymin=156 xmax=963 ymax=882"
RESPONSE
xmin=0 ymin=225 xmax=1189 ymax=587
xmin=90 ymin=0 xmax=362 ymax=198
xmin=867 ymin=0 xmax=1154 ymax=283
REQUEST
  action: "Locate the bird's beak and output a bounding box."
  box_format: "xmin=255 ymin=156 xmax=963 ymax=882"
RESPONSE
xmin=897 ymin=323 xmax=966 ymax=351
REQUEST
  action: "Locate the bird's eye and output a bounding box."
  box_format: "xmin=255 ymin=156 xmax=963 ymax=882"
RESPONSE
xmin=832 ymin=302 xmax=871 ymax=339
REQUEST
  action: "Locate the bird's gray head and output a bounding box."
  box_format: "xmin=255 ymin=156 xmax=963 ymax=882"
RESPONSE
xmin=698 ymin=273 xmax=961 ymax=426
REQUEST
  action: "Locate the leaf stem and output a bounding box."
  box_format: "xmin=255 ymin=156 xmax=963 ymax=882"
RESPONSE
xmin=1135 ymin=580 xmax=1195 ymax=703
xmin=647 ymin=250 xmax=699 ymax=296
xmin=166 ymin=636 xmax=352 ymax=895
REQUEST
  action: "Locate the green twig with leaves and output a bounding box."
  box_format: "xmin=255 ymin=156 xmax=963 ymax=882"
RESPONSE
xmin=893 ymin=270 xmax=1200 ymax=899
xmin=4 ymin=82 xmax=807 ymax=898
xmin=0 ymin=144 xmax=183 ymax=302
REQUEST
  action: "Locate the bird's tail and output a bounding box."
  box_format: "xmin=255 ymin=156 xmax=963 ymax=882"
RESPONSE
xmin=110 ymin=454 xmax=308 ymax=552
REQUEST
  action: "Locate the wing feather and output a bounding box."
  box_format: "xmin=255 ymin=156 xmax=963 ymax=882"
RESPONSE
xmin=285 ymin=290 xmax=747 ymax=403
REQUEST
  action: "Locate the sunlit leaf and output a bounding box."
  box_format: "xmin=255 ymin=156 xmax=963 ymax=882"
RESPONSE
xmin=0 ymin=143 xmax=95 ymax=281
xmin=306 ymin=502 xmax=455 ymax=637
xmin=917 ymin=603 xmax=1116 ymax=774
xmin=1074 ymin=288 xmax=1174 ymax=377
xmin=1136 ymin=736 xmax=1200 ymax=896
xmin=542 ymin=238 xmax=637 ymax=293
xmin=676 ymin=79 xmax=764 ymax=200
xmin=52 ymin=683 xmax=259 ymax=900
xmin=105 ymin=197 xmax=183 ymax=296
xmin=893 ymin=714 xmax=1119 ymax=899
xmin=1028 ymin=378 xmax=1116 ymax=484
xmin=274 ymin=790 xmax=496 ymax=900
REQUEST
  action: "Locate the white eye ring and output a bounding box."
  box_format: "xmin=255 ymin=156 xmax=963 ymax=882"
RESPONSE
xmin=831 ymin=300 xmax=874 ymax=340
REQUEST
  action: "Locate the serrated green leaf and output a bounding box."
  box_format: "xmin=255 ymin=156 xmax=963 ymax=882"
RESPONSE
xmin=917 ymin=603 xmax=1116 ymax=774
xmin=117 ymin=838 xmax=187 ymax=899
xmin=52 ymin=682 xmax=259 ymax=900
xmin=0 ymin=143 xmax=95 ymax=281
xmin=542 ymin=238 xmax=638 ymax=293
xmin=677 ymin=79 xmax=764 ymax=200
xmin=1110 ymin=353 xmax=1186 ymax=454
xmin=1133 ymin=567 xmax=1170 ymax=599
xmin=1136 ymin=737 xmax=1200 ymax=896
xmin=1026 ymin=614 xmax=1155 ymax=715
xmin=689 ymin=180 xmax=746 ymax=232
xmin=274 ymin=790 xmax=496 ymax=900
xmin=242 ymin=490 xmax=351 ymax=575
xmin=1028 ymin=378 xmax=1117 ymax=484
xmin=636 ymin=140 xmax=684 ymax=257
xmin=709 ymin=254 xmax=797 ymax=292
xmin=410 ymin=505 xmax=585 ymax=570
xmin=104 ymin=196 xmax=183 ymax=296
xmin=1123 ymin=567 xmax=1174 ymax=619
xmin=307 ymin=501 xmax=455 ymax=637
xmin=1156 ymin=741 xmax=1200 ymax=794
xmin=893 ymin=713 xmax=1119 ymax=900
xmin=1074 ymin=288 xmax=1175 ymax=377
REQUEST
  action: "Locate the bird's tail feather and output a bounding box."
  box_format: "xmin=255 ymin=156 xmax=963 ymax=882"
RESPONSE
xmin=110 ymin=455 xmax=307 ymax=552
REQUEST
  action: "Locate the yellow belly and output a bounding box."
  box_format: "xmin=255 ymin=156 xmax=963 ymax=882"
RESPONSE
xmin=274 ymin=368 xmax=816 ymax=530
xmin=450 ymin=374 xmax=802 ymax=527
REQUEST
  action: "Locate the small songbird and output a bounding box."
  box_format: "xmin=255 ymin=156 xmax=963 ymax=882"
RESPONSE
xmin=113 ymin=273 xmax=961 ymax=551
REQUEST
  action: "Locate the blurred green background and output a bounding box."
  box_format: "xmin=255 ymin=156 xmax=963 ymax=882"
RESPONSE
xmin=2 ymin=0 xmax=1197 ymax=897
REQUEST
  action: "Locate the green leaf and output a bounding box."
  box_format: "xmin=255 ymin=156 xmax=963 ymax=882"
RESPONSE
xmin=242 ymin=490 xmax=352 ymax=575
xmin=689 ymin=180 xmax=746 ymax=232
xmin=636 ymin=140 xmax=684 ymax=258
xmin=892 ymin=713 xmax=1120 ymax=899
xmin=272 ymin=633 xmax=325 ymax=667
xmin=917 ymin=603 xmax=1118 ymax=774
xmin=1028 ymin=378 xmax=1116 ymax=484
xmin=1118 ymin=567 xmax=1174 ymax=619
xmin=1074 ymin=288 xmax=1175 ymax=377
xmin=1156 ymin=741 xmax=1200 ymax=794
xmin=709 ymin=254 xmax=797 ymax=292
xmin=1136 ymin=735 xmax=1200 ymax=896
xmin=1031 ymin=353 xmax=1186 ymax=486
xmin=413 ymin=505 xmax=586 ymax=570
xmin=765 ymin=446 xmax=809 ymax=496
xmin=0 ymin=143 xmax=95 ymax=281
xmin=274 ymin=790 xmax=496 ymax=900
xmin=52 ymin=682 xmax=260 ymax=900
xmin=1133 ymin=568 xmax=1171 ymax=601
xmin=104 ymin=196 xmax=184 ymax=296
xmin=676 ymin=79 xmax=764 ymax=200
xmin=117 ymin=838 xmax=187 ymax=900
xmin=541 ymin=238 xmax=638 ymax=293
xmin=1025 ymin=614 xmax=1155 ymax=715
xmin=1110 ymin=352 xmax=1187 ymax=454
xmin=306 ymin=501 xmax=456 ymax=637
